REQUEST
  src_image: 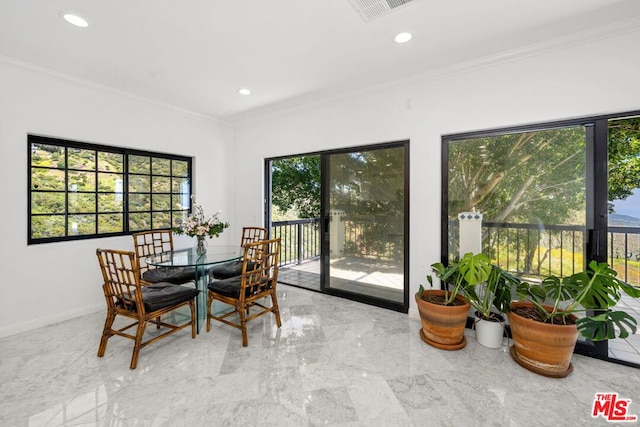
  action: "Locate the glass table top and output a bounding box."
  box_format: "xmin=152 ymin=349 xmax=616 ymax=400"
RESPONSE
xmin=145 ymin=245 xmax=242 ymax=267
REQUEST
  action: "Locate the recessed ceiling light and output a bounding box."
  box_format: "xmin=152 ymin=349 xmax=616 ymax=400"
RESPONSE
xmin=394 ymin=32 xmax=412 ymax=44
xmin=61 ymin=12 xmax=89 ymax=28
xmin=238 ymin=88 xmax=251 ymax=95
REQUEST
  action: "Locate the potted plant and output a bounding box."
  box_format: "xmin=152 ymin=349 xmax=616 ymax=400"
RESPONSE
xmin=416 ymin=252 xmax=489 ymax=350
xmin=509 ymin=260 xmax=640 ymax=377
xmin=461 ymin=257 xmax=520 ymax=349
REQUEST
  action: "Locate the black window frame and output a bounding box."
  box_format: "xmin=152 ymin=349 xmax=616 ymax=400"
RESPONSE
xmin=28 ymin=134 xmax=192 ymax=244
xmin=441 ymin=109 xmax=640 ymax=369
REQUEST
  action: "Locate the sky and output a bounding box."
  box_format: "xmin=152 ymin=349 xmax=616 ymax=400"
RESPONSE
xmin=611 ymin=191 xmax=640 ymax=218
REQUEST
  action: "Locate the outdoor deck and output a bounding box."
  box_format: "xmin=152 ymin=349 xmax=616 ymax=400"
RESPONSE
xmin=278 ymin=257 xmax=404 ymax=303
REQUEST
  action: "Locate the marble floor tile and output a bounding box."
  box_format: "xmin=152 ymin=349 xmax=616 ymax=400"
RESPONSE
xmin=1 ymin=284 xmax=639 ymax=426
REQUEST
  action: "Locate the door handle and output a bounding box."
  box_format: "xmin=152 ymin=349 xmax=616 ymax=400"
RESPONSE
xmin=588 ymin=228 xmax=603 ymax=258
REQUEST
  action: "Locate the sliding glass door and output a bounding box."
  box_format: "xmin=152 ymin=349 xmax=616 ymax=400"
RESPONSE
xmin=443 ymin=124 xmax=598 ymax=357
xmin=442 ymin=112 xmax=640 ymax=367
xmin=606 ymin=115 xmax=640 ymax=366
xmin=321 ymin=143 xmax=408 ymax=309
xmin=267 ymin=141 xmax=409 ymax=312
xmin=444 ymin=125 xmax=589 ymax=272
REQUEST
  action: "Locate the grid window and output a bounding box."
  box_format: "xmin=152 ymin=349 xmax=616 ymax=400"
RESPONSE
xmin=28 ymin=135 xmax=192 ymax=244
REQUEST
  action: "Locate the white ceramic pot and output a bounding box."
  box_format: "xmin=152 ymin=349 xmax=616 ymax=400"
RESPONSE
xmin=474 ymin=315 xmax=505 ymax=349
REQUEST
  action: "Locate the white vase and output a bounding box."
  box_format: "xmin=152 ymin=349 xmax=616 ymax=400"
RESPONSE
xmin=474 ymin=314 xmax=505 ymax=349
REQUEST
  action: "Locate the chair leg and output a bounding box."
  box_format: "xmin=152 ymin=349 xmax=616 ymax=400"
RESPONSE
xmin=130 ymin=320 xmax=146 ymax=370
xmin=271 ymin=291 xmax=282 ymax=328
xmin=206 ymin=292 xmax=212 ymax=332
xmin=98 ymin=311 xmax=116 ymax=357
xmin=239 ymin=304 xmax=248 ymax=347
xmin=190 ymin=300 xmax=196 ymax=339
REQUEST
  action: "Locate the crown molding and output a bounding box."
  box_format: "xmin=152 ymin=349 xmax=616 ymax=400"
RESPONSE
xmin=2 ymin=11 xmax=638 ymax=130
xmin=0 ymin=54 xmax=232 ymax=127
xmin=228 ymin=15 xmax=640 ymax=126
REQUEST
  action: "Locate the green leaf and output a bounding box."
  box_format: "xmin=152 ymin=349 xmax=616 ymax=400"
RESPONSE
xmin=619 ymin=280 xmax=640 ymax=299
xmin=458 ymin=252 xmax=492 ymax=285
xmin=543 ymin=275 xmax=576 ymax=303
xmin=492 ymin=268 xmax=516 ymax=313
xmin=569 ymin=261 xmax=621 ymax=310
xmin=516 ymin=281 xmax=546 ymax=304
xmin=576 ymin=311 xmax=638 ymax=341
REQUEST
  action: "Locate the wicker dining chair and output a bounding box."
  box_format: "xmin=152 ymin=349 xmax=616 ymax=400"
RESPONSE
xmin=208 ymin=226 xmax=267 ymax=280
xmin=132 ymin=230 xmax=196 ymax=286
xmin=206 ymin=238 xmax=282 ymax=346
xmin=96 ymin=248 xmax=199 ymax=369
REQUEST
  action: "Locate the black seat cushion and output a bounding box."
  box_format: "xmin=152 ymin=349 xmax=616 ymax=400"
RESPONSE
xmin=143 ymin=267 xmax=196 ymax=284
xmin=208 ymin=276 xmax=243 ymax=298
xmin=208 ymin=276 xmax=271 ymax=298
xmin=208 ymin=260 xmax=244 ymax=280
xmin=139 ymin=282 xmax=199 ymax=312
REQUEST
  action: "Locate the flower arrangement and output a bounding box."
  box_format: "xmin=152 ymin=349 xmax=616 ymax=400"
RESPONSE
xmin=173 ymin=195 xmax=230 ymax=239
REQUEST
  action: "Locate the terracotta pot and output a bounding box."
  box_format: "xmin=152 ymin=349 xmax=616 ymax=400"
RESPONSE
xmin=508 ymin=301 xmax=578 ymax=378
xmin=415 ymin=289 xmax=470 ymax=350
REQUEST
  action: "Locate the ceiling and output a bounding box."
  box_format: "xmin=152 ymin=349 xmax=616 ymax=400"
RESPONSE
xmin=1 ymin=0 xmax=639 ymax=123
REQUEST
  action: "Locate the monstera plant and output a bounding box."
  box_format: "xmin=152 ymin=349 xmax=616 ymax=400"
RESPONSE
xmin=459 ymin=254 xmax=519 ymax=348
xmin=509 ymin=260 xmax=640 ymax=377
xmin=416 ymin=252 xmax=497 ymax=350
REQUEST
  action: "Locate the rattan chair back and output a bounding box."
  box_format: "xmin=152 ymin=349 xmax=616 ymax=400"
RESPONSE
xmin=96 ymin=248 xmax=197 ymax=369
xmin=132 ymin=229 xmax=174 ymax=278
xmin=240 ymin=226 xmax=267 ymax=259
xmin=206 ymin=237 xmax=282 ymax=346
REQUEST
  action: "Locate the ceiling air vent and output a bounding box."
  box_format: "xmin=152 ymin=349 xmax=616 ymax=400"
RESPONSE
xmin=348 ymin=0 xmax=419 ymax=22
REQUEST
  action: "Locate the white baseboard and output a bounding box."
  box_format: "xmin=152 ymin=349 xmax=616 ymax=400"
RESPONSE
xmin=0 ymin=303 xmax=104 ymax=339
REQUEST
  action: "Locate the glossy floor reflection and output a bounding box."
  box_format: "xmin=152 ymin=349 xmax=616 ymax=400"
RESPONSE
xmin=1 ymin=284 xmax=639 ymax=426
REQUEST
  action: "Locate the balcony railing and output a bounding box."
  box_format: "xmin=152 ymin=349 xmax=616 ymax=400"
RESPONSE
xmin=272 ymin=216 xmax=403 ymax=267
xmin=274 ymin=218 xmax=640 ymax=286
xmin=452 ymin=221 xmax=640 ymax=285
xmin=271 ymin=219 xmax=320 ymax=266
xmin=480 ymin=221 xmax=585 ymax=278
xmin=608 ymin=226 xmax=640 ymax=286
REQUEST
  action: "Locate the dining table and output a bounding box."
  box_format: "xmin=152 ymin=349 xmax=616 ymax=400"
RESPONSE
xmin=145 ymin=245 xmax=242 ymax=333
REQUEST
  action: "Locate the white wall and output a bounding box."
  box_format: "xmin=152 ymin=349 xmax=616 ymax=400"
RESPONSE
xmin=233 ymin=30 xmax=640 ymax=317
xmin=2 ymin=29 xmax=638 ymax=336
xmin=0 ymin=60 xmax=235 ymax=337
